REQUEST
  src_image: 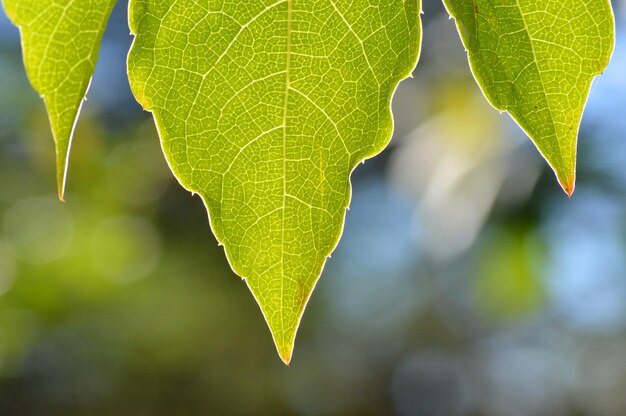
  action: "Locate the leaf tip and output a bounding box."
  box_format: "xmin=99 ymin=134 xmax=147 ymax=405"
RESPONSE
xmin=271 ymin=331 xmax=296 ymax=365
xmin=57 ymin=187 xmax=66 ymax=203
xmin=558 ymin=173 xmax=576 ymax=198
xmin=55 ymin=148 xmax=69 ymax=202
xmin=270 ymin=318 xmax=300 ymax=366
xmin=278 ymin=345 xmax=293 ymax=366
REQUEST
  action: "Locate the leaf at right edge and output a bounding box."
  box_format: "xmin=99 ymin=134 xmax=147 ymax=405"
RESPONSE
xmin=2 ymin=0 xmax=116 ymax=200
xmin=443 ymin=0 xmax=615 ymax=195
xmin=127 ymin=0 xmax=422 ymax=363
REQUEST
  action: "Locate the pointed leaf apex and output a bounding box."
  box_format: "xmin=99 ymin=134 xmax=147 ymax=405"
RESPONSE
xmin=244 ymin=279 xmax=302 ymax=365
xmin=278 ymin=344 xmax=293 ymax=366
xmin=266 ymin=315 xmax=298 ymax=365
xmin=57 ymin=184 xmax=66 ymax=203
xmin=56 ymin=152 xmax=67 ymax=202
xmin=558 ymin=173 xmax=576 ymax=198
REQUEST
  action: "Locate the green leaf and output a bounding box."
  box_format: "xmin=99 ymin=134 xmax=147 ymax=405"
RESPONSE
xmin=128 ymin=0 xmax=421 ymax=363
xmin=2 ymin=0 xmax=116 ymax=200
xmin=443 ymin=0 xmax=614 ymax=195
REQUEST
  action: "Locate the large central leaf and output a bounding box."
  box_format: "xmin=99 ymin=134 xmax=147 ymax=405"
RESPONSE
xmin=128 ymin=0 xmax=421 ymax=363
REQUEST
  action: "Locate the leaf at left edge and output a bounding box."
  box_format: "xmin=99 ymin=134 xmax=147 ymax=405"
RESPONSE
xmin=127 ymin=0 xmax=422 ymax=364
xmin=2 ymin=0 xmax=117 ymax=200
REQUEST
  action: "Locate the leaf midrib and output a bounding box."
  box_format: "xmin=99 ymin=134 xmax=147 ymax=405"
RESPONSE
xmin=280 ymin=0 xmax=293 ymax=346
xmin=512 ymin=0 xmax=563 ymax=165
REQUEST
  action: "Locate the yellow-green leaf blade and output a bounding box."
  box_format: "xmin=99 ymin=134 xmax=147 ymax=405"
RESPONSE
xmin=2 ymin=0 xmax=116 ymax=199
xmin=443 ymin=0 xmax=615 ymax=195
xmin=127 ymin=0 xmax=421 ymax=363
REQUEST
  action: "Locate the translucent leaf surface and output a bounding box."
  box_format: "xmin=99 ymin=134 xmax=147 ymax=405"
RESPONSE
xmin=2 ymin=0 xmax=116 ymax=199
xmin=128 ymin=0 xmax=421 ymax=363
xmin=443 ymin=0 xmax=615 ymax=195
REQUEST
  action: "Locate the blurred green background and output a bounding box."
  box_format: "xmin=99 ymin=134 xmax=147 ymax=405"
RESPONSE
xmin=2 ymin=1 xmax=626 ymax=415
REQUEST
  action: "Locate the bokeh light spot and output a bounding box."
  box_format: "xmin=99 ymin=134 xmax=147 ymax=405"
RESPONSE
xmin=89 ymin=215 xmax=161 ymax=284
xmin=2 ymin=197 xmax=74 ymax=264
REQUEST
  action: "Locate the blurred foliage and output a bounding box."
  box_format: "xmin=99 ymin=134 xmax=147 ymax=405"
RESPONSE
xmin=472 ymin=226 xmax=546 ymax=322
